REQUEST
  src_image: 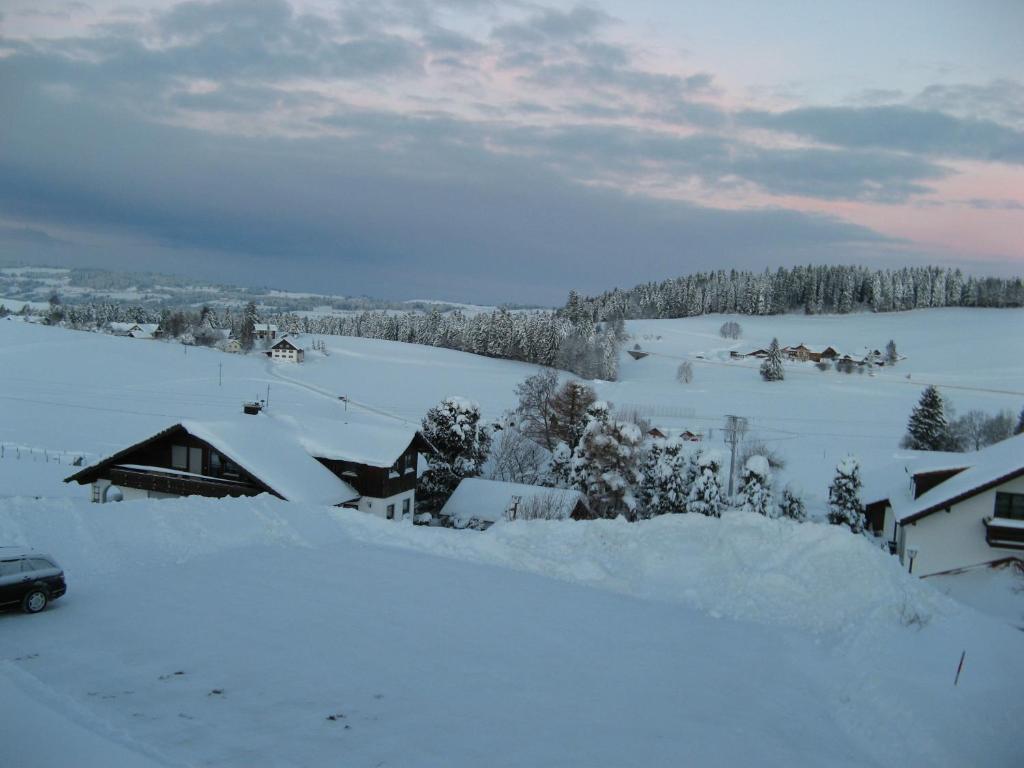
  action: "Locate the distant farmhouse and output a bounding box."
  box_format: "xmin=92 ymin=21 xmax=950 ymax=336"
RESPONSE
xmin=267 ymin=336 xmax=304 ymax=363
xmin=647 ymin=427 xmax=702 ymax=442
xmin=65 ymin=407 xmax=433 ymax=521
xmin=863 ymin=435 xmax=1024 ymax=576
xmin=108 ymin=322 xmax=160 ymax=339
xmin=254 ymin=323 xmax=278 ymax=341
xmin=732 ymin=343 xmax=888 ymax=366
xmin=440 ymin=477 xmax=591 ymax=530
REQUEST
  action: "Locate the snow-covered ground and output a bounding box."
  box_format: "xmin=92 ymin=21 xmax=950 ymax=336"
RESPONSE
xmin=1 ymin=311 xmax=1023 ymax=766
xmin=1 ymin=497 xmax=1021 ymax=767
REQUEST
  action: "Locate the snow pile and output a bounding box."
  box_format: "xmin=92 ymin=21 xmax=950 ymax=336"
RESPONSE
xmin=0 ymin=496 xmax=946 ymax=634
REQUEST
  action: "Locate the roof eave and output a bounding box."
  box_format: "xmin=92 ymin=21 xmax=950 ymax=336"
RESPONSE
xmin=899 ymin=465 xmax=1024 ymax=525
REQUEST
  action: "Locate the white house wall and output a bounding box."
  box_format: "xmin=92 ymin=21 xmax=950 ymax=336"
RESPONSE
xmin=357 ymin=489 xmax=416 ymax=521
xmin=899 ymin=475 xmax=1024 ymax=576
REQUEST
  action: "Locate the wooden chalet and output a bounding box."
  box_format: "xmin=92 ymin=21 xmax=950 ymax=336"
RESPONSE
xmin=65 ymin=408 xmax=434 ymax=520
xmin=267 ymin=336 xmax=304 ymax=363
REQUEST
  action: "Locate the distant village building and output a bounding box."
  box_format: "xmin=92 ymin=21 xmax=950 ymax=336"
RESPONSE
xmin=254 ymin=323 xmax=278 ymax=341
xmin=267 ymin=337 xmax=304 ymax=363
xmin=65 ymin=408 xmax=434 ymax=520
xmin=863 ymin=435 xmax=1024 ymax=576
xmin=647 ymin=427 xmax=701 ymax=442
xmin=108 ymin=322 xmax=159 ymax=339
xmin=218 ymin=338 xmax=243 ymax=354
xmin=439 ymin=478 xmax=591 ymax=529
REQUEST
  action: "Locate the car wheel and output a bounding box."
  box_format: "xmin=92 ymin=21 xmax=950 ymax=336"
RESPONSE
xmin=22 ymin=589 xmax=48 ymax=614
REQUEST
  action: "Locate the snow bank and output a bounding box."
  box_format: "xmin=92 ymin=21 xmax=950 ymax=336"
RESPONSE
xmin=343 ymin=510 xmax=950 ymax=633
xmin=0 ymin=496 xmax=948 ymax=634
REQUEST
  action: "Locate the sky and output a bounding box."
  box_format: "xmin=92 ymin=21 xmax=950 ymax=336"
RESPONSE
xmin=1 ymin=1 xmax=1022 ymax=305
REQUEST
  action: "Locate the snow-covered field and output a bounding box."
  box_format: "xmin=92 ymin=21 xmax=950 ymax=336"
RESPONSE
xmin=1 ymin=497 xmax=1022 ymax=767
xmin=1 ymin=310 xmax=1023 ymax=766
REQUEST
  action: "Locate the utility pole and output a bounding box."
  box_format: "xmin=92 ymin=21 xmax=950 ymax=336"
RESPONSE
xmin=218 ymin=363 xmax=222 ymax=387
xmin=266 ymin=384 xmax=271 ymax=409
xmin=723 ymin=415 xmax=748 ymax=497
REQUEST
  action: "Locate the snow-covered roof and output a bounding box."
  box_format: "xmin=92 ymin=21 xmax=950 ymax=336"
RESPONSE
xmin=255 ymin=323 xmax=278 ymax=332
xmin=179 ymin=417 xmax=358 ymax=506
xmin=270 ymin=337 xmax=303 ymax=351
xmin=860 ymin=450 xmax=968 ymax=506
xmin=894 ymin=435 xmax=1024 ymax=523
xmin=440 ymin=478 xmax=588 ymax=524
xmin=280 ymin=413 xmax=424 ymax=468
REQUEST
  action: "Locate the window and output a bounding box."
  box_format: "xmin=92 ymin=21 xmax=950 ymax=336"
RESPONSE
xmin=994 ymin=492 xmax=1024 ymax=520
xmin=387 ymin=504 xmax=395 ymax=520
xmin=28 ymin=558 xmax=55 ymax=571
xmin=171 ymin=445 xmax=188 ymax=470
xmin=0 ymin=559 xmax=22 ymax=577
xmin=189 ymin=447 xmax=203 ymax=474
xmin=209 ymin=450 xmax=222 ymax=475
xmin=402 ymin=498 xmax=410 ymax=516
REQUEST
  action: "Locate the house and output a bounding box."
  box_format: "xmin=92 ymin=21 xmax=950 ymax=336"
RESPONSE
xmin=647 ymin=427 xmax=701 ymax=442
xmin=218 ymin=338 xmax=242 ymax=354
xmin=65 ymin=407 xmax=434 ymax=521
xmin=439 ymin=478 xmax=591 ymax=529
xmin=108 ymin=322 xmax=159 ymax=339
xmin=266 ymin=336 xmax=304 ymax=363
xmin=254 ymin=323 xmax=278 ymax=341
xmin=864 ymin=435 xmax=1024 ymax=576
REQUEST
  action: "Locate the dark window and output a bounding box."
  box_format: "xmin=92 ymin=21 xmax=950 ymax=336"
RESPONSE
xmin=171 ymin=445 xmax=188 ymax=470
xmin=0 ymin=559 xmax=22 ymax=577
xmin=188 ymin=447 xmax=203 ymax=474
xmin=209 ymin=450 xmax=222 ymax=475
xmin=994 ymin=492 xmax=1024 ymax=520
xmin=402 ymin=498 xmax=411 ymax=515
xmin=387 ymin=504 xmax=395 ymax=520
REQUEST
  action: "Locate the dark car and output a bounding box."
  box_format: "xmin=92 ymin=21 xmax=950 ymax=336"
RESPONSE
xmin=0 ymin=548 xmax=67 ymax=614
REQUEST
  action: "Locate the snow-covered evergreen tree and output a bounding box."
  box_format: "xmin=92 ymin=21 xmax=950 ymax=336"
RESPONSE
xmin=903 ymin=386 xmax=950 ymax=451
xmin=736 ymin=455 xmax=774 ymax=517
xmin=827 ymin=456 xmax=865 ymax=533
xmin=885 ymin=339 xmax=898 ymax=365
xmin=240 ymin=301 xmax=258 ymax=352
xmin=777 ymin=486 xmax=807 ymax=522
xmin=569 ymin=402 xmax=643 ymax=520
xmin=419 ymin=397 xmax=492 ymax=515
xmin=686 ymin=450 xmax=725 ymax=517
xmin=1015 ymin=406 xmax=1024 ymax=436
xmin=638 ymin=438 xmax=690 ymax=517
xmin=760 ymin=338 xmax=784 ymax=381
xmin=540 ymin=441 xmax=574 ymax=488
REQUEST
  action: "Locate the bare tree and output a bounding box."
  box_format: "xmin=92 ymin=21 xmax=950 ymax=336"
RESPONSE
xmin=719 ymin=321 xmax=742 ymax=339
xmin=488 ymin=427 xmax=547 ymax=484
xmin=505 ymin=492 xmax=574 ymax=521
xmin=738 ymin=438 xmax=786 ymax=470
xmin=676 ymin=361 xmax=694 ymax=384
xmin=514 ymin=369 xmax=559 ymax=450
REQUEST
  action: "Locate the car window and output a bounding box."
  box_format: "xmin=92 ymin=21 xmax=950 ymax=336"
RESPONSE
xmin=28 ymin=558 xmax=55 ymax=571
xmin=0 ymin=559 xmax=23 ymax=577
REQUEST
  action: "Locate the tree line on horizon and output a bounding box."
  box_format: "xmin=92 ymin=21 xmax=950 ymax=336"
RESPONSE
xmin=561 ymin=264 xmax=1024 ymax=324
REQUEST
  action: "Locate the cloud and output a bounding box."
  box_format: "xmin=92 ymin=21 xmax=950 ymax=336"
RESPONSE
xmin=492 ymin=5 xmax=611 ymax=45
xmin=741 ymin=104 xmax=1024 ymax=164
xmin=0 ymin=64 xmax=891 ymax=304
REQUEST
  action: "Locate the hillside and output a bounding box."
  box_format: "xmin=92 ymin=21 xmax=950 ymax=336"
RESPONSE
xmin=1 ymin=311 xmax=1023 ymax=766
xmin=5 ymin=308 xmax=1020 ymax=510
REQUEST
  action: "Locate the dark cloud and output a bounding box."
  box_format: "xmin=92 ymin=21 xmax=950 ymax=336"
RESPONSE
xmin=959 ymin=198 xmax=1024 ymax=211
xmin=492 ymin=5 xmax=611 ymax=45
xmin=741 ymin=105 xmax=1024 ymax=164
xmin=0 ymin=63 xmax=890 ymax=304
